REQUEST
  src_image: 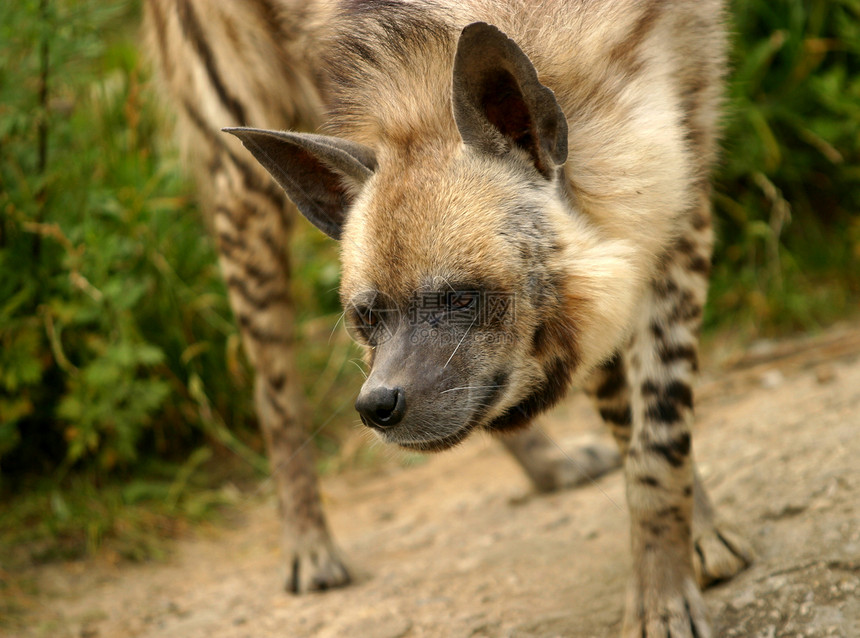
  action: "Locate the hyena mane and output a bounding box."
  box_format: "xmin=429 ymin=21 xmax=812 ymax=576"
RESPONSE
xmin=152 ymin=0 xmax=753 ymax=634
xmin=275 ymin=0 xmax=727 ymax=446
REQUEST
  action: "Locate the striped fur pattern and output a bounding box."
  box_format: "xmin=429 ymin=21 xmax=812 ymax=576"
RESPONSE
xmin=143 ymin=0 xmax=620 ymax=597
xmin=145 ymin=0 xmax=753 ymax=634
xmin=143 ymin=0 xmax=344 ymax=594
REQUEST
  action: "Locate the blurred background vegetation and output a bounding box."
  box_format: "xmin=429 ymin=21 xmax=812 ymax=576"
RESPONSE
xmin=1 ymin=0 xmax=858 ymax=585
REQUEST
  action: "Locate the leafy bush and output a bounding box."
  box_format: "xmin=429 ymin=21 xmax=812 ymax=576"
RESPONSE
xmin=0 ymin=0 xmax=359 ymax=497
xmin=0 ymin=0 xmax=265 ymax=482
xmin=710 ymin=0 xmax=860 ymax=332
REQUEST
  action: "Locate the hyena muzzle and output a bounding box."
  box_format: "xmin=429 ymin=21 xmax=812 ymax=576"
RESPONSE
xmin=144 ymin=0 xmax=621 ymax=595
xmin=145 ymin=0 xmax=753 ymax=635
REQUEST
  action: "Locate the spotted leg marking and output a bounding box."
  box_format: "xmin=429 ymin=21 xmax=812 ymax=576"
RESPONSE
xmin=587 ymin=348 xmax=753 ymax=590
xmin=584 ymin=351 xmax=633 ymax=459
xmin=621 ymin=266 xmax=709 ymax=637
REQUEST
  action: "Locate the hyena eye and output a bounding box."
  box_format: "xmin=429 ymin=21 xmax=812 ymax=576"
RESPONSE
xmin=447 ymin=291 xmax=477 ymax=311
xmin=346 ymin=304 xmax=380 ymax=345
xmin=355 ymin=305 xmax=378 ymax=326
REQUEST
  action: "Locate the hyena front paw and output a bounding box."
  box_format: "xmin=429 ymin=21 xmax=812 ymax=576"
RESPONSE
xmin=285 ymin=540 xmax=351 ymax=594
xmin=515 ymin=434 xmax=621 ymax=493
xmin=693 ymin=521 xmax=753 ymax=587
xmin=537 ymin=439 xmax=621 ymax=492
xmin=623 ymin=576 xmax=710 ymax=638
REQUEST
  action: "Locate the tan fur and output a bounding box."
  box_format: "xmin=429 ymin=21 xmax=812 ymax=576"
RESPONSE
xmin=322 ymin=0 xmax=726 ymax=441
xmin=145 ymin=1 xmax=753 ymax=634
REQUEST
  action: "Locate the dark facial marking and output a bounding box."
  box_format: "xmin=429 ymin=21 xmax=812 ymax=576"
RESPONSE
xmin=530 ymin=323 xmax=549 ymax=357
xmin=465 ymin=369 xmax=511 ymax=429
xmin=484 ymin=356 xmax=572 ymax=432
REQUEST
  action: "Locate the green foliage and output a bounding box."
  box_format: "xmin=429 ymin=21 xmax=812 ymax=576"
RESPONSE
xmin=711 ymin=0 xmax=860 ymax=333
xmin=0 ymin=0 xmax=266 ymax=484
xmin=0 ymin=2 xmax=360 ymax=572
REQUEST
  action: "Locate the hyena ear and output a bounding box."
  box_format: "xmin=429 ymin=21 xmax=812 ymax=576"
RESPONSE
xmin=452 ymin=22 xmax=568 ymax=179
xmin=222 ymin=128 xmax=377 ymax=240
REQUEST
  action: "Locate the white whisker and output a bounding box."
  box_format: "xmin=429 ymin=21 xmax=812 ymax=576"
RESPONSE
xmin=348 ymin=358 xmax=369 ymax=379
xmin=443 ymin=314 xmax=477 ymax=369
xmin=328 ymin=309 xmax=347 ymax=343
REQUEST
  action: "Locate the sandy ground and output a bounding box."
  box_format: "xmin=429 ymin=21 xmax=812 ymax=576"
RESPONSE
xmin=8 ymin=327 xmax=860 ymax=638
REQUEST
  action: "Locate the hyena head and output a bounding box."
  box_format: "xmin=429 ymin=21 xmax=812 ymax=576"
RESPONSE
xmin=227 ymin=23 xmax=639 ymax=451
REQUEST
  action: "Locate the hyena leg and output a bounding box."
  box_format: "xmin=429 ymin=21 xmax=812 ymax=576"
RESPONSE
xmin=620 ymin=266 xmax=710 ymax=637
xmin=499 ymin=426 xmax=620 ymax=493
xmin=212 ymin=151 xmax=350 ymax=594
xmin=143 ymin=0 xmax=345 ymax=594
xmin=621 ymin=210 xmax=756 ymax=635
xmin=586 ymin=351 xmax=752 ymax=592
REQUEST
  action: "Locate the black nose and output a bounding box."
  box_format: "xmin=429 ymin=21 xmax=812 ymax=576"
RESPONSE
xmin=355 ymin=386 xmax=406 ymax=429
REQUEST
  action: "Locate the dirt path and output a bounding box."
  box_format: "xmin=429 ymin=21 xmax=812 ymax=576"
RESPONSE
xmin=11 ymin=328 xmax=860 ymax=638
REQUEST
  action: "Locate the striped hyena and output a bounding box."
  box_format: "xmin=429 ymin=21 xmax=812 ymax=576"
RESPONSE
xmin=144 ymin=0 xmax=622 ymax=595
xmin=146 ymin=0 xmax=754 ymax=635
